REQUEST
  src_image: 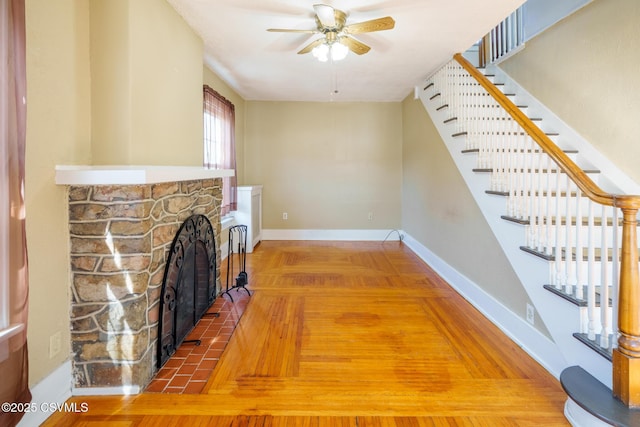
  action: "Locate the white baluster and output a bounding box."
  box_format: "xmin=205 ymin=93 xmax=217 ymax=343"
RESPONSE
xmin=565 ymin=175 xmax=574 ymax=295
xmin=498 ymin=110 xmax=509 ymax=192
xmin=466 ymin=85 xmax=475 ymax=151
xmin=587 ymin=200 xmax=597 ymax=340
xmin=554 ymin=168 xmax=564 ymax=288
xmin=545 ymin=155 xmax=554 ymax=256
xmin=536 ymin=152 xmax=546 ymax=252
xmin=524 ymin=134 xmax=533 ymax=221
xmin=611 ymin=207 xmax=620 ymax=350
xmin=479 ymin=101 xmax=488 ymax=169
xmin=490 ymin=106 xmax=498 ymax=191
xmin=507 ymin=130 xmax=517 ymax=218
xmin=600 ymin=205 xmax=611 ymax=350
xmin=529 ymin=135 xmax=538 ymax=249
xmin=516 ymin=124 xmax=524 ymax=219
xmin=575 ymin=190 xmax=584 ymax=300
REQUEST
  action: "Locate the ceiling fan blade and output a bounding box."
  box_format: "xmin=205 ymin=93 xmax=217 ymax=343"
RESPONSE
xmin=267 ymin=28 xmax=318 ymax=34
xmin=297 ymin=38 xmax=325 ymax=55
xmin=343 ymin=16 xmax=395 ymax=34
xmin=313 ymin=4 xmax=336 ymax=28
xmin=341 ymin=36 xmax=371 ymax=55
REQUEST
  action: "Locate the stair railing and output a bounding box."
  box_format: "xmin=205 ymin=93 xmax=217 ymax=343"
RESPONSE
xmin=430 ymin=53 xmax=640 ymax=407
xmin=478 ymin=5 xmax=525 ymax=67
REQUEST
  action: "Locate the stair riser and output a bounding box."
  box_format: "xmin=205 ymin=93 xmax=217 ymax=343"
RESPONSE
xmin=509 ymin=201 xmax=619 ymax=218
xmin=464 ymin=144 xmax=578 ymax=159
xmin=541 ymin=260 xmax=621 ymax=286
xmin=464 ymin=152 xmax=580 ymax=169
xmin=577 ymin=307 xmax=614 ymax=340
xmin=525 ymin=227 xmax=621 ymax=249
xmin=489 ymin=174 xmax=600 ymax=192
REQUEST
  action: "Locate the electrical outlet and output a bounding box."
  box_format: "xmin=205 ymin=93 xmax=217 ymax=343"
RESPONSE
xmin=526 ymin=303 xmax=535 ymax=325
xmin=282 ymin=212 xmax=288 ymax=220
xmin=368 ymin=212 xmax=373 ymax=221
xmin=49 ymin=331 xmax=62 ymax=359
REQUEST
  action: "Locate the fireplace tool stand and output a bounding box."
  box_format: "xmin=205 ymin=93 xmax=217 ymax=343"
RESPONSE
xmin=222 ymin=224 xmax=250 ymax=302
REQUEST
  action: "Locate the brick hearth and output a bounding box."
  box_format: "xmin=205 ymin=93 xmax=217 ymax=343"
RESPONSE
xmin=146 ymin=287 xmax=250 ymax=394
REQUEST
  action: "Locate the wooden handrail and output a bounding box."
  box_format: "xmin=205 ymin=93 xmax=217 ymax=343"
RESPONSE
xmin=453 ymin=53 xmax=640 ymax=407
xmin=454 ymin=53 xmax=640 ymax=210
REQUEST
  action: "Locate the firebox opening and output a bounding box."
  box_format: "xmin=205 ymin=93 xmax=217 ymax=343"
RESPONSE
xmin=157 ymin=214 xmax=217 ymax=369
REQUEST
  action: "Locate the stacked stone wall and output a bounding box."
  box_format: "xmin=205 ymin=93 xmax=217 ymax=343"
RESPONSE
xmin=68 ymin=178 xmax=222 ymax=390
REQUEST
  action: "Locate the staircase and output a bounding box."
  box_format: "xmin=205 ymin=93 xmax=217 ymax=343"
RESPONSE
xmin=419 ymin=54 xmax=640 ymax=425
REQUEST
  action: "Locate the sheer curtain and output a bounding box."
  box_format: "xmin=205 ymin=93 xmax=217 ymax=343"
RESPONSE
xmin=0 ymin=1 xmax=32 ymax=426
xmin=203 ymin=85 xmax=237 ymax=215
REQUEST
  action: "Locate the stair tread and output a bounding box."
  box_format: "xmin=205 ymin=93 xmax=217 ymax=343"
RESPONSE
xmin=520 ymin=245 xmax=638 ymax=262
xmin=501 ymin=214 xmax=628 ymax=227
xmin=444 ymin=116 xmax=541 ymax=122
xmin=473 ymin=167 xmax=600 ymax=174
xmin=491 ymin=190 xmax=578 ymax=197
xmin=572 ymin=335 xmax=613 ymax=361
xmin=543 ymin=284 xmax=612 ymax=307
xmin=464 ymin=147 xmax=575 ymax=154
xmin=560 ymin=366 xmax=640 ymax=426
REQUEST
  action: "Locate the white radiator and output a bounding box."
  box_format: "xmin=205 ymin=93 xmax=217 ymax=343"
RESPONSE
xmin=235 ymin=185 xmax=263 ymax=253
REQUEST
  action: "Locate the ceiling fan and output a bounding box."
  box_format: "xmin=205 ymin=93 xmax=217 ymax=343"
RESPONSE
xmin=267 ymin=4 xmax=395 ymax=61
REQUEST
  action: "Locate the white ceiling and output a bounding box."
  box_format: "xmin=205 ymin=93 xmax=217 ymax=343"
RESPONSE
xmin=166 ymin=0 xmax=525 ymax=102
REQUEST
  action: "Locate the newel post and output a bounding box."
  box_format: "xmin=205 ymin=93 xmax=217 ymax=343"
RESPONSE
xmin=613 ymin=206 xmax=640 ymax=407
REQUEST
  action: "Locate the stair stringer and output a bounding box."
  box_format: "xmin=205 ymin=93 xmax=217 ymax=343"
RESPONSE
xmin=418 ymin=89 xmax=613 ymax=388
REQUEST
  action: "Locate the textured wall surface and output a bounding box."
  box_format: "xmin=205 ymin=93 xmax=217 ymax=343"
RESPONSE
xmin=68 ymin=179 xmax=222 ymax=390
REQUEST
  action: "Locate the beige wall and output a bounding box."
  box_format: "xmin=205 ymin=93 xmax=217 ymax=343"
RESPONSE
xmin=25 ymin=0 xmax=92 ymax=385
xmin=89 ymin=0 xmax=130 ymax=162
xmin=91 ymin=0 xmax=204 ymax=166
xmin=400 ymin=95 xmax=550 ymax=336
xmin=500 ymin=0 xmax=640 ymax=185
xmin=24 ymin=0 xmax=209 ymax=386
xmin=244 ymin=102 xmax=402 ymax=230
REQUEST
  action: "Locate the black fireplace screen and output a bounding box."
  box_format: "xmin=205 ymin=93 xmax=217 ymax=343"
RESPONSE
xmin=157 ymin=214 xmax=216 ymax=368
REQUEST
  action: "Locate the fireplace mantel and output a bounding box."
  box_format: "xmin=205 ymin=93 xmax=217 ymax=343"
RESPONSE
xmin=55 ymin=165 xmax=234 ymax=185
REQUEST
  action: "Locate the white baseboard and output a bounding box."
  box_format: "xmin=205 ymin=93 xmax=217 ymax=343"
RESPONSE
xmin=402 ymin=232 xmax=566 ymax=379
xmin=262 ymin=229 xmax=403 ymax=241
xmin=564 ymin=398 xmax=612 ymax=427
xmin=18 ymin=360 xmax=72 ymax=427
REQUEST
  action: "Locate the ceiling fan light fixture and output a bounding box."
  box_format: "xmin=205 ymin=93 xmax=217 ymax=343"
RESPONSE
xmin=312 ymin=39 xmax=348 ymax=63
xmin=270 ymin=4 xmax=395 ymax=61
xmin=312 ymin=42 xmax=330 ymax=62
xmin=331 ymin=41 xmax=349 ymax=61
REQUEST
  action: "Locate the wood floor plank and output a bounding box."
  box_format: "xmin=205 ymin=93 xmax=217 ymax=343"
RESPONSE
xmin=42 ymin=241 xmax=568 ymax=426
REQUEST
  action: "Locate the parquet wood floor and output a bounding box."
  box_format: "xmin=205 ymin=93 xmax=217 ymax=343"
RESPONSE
xmin=43 ymin=241 xmax=569 ymax=426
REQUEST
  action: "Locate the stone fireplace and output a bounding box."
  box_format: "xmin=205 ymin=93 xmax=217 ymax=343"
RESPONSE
xmin=57 ymin=166 xmax=231 ymax=393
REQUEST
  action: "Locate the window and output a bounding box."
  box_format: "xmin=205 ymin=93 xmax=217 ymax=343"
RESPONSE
xmin=203 ymin=85 xmax=237 ymax=216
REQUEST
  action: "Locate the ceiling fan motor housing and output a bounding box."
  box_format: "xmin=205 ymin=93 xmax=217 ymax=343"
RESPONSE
xmin=315 ymin=8 xmax=347 ymax=33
